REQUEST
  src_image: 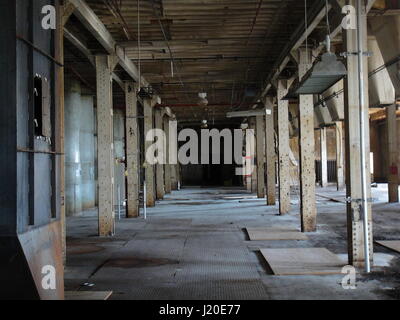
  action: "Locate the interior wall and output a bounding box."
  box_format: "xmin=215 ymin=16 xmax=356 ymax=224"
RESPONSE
xmin=371 ymin=118 xmax=400 ymax=182
xmin=64 ymin=78 xmax=97 ymax=216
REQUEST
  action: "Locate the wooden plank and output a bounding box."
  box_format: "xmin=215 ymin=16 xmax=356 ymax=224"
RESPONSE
xmin=256 ymin=115 xmax=265 ymax=198
xmin=260 ymin=248 xmax=344 ymax=275
xmin=264 ymin=97 xmax=276 ymax=205
xmin=298 ymin=48 xmax=317 ymax=232
xmin=277 ymin=80 xmax=291 ymax=214
xmin=246 ymin=228 xmax=308 ymax=241
xmin=375 ymin=240 xmax=400 ymax=253
xmin=65 ymin=291 xmax=113 ymax=300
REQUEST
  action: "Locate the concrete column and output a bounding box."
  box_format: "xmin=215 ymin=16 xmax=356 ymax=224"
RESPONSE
xmin=343 ymin=2 xmax=373 ymax=267
xmin=113 ymin=109 xmax=126 ymax=215
xmin=387 ymin=104 xmax=399 ymax=203
xmin=336 ymin=121 xmax=345 ymax=190
xmin=277 ymin=80 xmax=291 ymax=215
xmin=95 ymin=55 xmax=115 ymax=236
xmin=65 ymin=79 xmax=83 ymax=217
xmin=144 ymin=98 xmax=156 ymax=207
xmin=155 ymin=108 xmax=165 ymax=200
xmin=249 ymin=118 xmax=257 ymax=193
xmin=245 ymin=127 xmax=252 ymax=192
xmin=164 ymin=116 xmax=172 ymax=194
xmin=125 ymin=82 xmax=140 ymax=217
xmin=169 ymin=118 xmax=179 ymax=190
xmin=298 ymin=49 xmax=317 ymax=232
xmin=320 ymin=127 xmax=328 ymax=187
xmin=256 ymin=115 xmax=265 ymax=198
xmin=264 ymin=97 xmax=276 ymax=205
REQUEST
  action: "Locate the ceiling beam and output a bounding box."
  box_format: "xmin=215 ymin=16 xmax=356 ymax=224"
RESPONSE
xmin=69 ymin=0 xmax=149 ymax=88
xmin=64 ymin=27 xmax=125 ymax=90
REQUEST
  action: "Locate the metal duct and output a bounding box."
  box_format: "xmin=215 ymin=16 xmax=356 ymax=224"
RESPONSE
xmin=284 ymin=52 xmax=347 ymax=99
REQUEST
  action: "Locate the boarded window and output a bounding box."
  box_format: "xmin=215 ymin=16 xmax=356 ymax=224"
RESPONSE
xmin=33 ymin=75 xmax=51 ymax=138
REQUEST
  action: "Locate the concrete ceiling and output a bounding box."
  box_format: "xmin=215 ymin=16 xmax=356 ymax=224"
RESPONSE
xmin=82 ymin=0 xmax=320 ymax=123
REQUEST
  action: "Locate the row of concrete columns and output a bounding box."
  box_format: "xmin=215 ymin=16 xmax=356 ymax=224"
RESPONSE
xmin=94 ymin=59 xmax=179 ymax=236
xmin=245 ymin=3 xmax=400 ymax=267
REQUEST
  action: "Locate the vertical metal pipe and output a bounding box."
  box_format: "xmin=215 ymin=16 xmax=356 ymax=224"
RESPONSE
xmin=143 ymin=182 xmax=147 ymax=220
xmin=356 ymin=0 xmax=371 ymax=273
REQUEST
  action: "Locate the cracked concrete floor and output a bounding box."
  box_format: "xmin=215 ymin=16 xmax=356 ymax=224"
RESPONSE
xmin=65 ymin=186 xmax=400 ymax=300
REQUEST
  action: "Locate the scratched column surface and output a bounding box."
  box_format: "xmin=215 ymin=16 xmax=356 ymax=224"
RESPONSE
xmin=96 ymin=55 xmax=115 ymax=236
xmin=264 ymin=97 xmax=276 ymax=205
xmin=387 ymin=104 xmax=399 ymax=203
xmin=298 ymin=49 xmax=317 ymax=232
xmin=155 ymin=108 xmax=165 ymax=200
xmin=164 ymin=116 xmax=172 ymax=194
xmin=277 ymin=80 xmax=291 ymax=215
xmin=256 ymin=115 xmax=266 ymax=198
xmin=343 ymin=1 xmax=373 ymax=267
xmin=125 ymin=82 xmax=140 ymax=218
xmin=144 ymin=98 xmax=156 ymax=207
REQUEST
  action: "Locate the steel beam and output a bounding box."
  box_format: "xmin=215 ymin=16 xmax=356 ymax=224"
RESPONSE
xmin=69 ymin=0 xmax=149 ymax=88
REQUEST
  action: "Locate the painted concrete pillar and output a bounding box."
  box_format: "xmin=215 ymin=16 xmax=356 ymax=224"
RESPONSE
xmin=320 ymin=127 xmax=328 ymax=187
xmin=249 ymin=118 xmax=257 ymax=193
xmin=164 ymin=116 xmax=172 ymax=194
xmin=95 ymin=55 xmax=115 ymax=236
xmin=64 ymin=79 xmax=82 ymax=217
xmin=387 ymin=104 xmax=399 ymax=203
xmin=170 ymin=119 xmax=179 ymax=190
xmin=256 ymin=115 xmax=265 ymax=198
xmin=277 ymin=80 xmax=291 ymax=215
xmin=155 ymin=108 xmax=165 ymax=200
xmin=264 ymin=97 xmax=276 ymax=205
xmin=113 ymin=109 xmax=126 ymax=214
xmin=336 ymin=121 xmax=345 ymax=190
xmin=298 ymin=48 xmax=317 ymax=232
xmin=144 ymin=98 xmax=156 ymax=207
xmin=343 ymin=1 xmax=373 ymax=267
xmin=125 ymin=82 xmax=140 ymax=217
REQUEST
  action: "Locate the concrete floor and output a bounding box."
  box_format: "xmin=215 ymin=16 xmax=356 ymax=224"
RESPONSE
xmin=65 ymin=185 xmax=400 ymax=300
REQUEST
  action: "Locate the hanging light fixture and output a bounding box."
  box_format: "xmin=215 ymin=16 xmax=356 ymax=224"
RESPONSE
xmin=198 ymin=92 xmax=208 ymax=106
